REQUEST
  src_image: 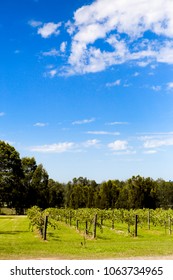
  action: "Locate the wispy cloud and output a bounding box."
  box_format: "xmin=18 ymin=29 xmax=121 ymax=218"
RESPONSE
xmin=83 ymin=139 xmax=100 ymax=148
xmin=143 ymin=150 xmax=157 ymax=154
xmin=43 ymin=69 xmax=58 ymax=78
xmin=108 ymin=140 xmax=128 ymax=151
xmin=30 ymin=142 xmax=75 ymax=153
xmin=42 ymin=48 xmax=59 ymax=56
xmin=143 ymin=138 xmax=173 ymax=149
xmin=72 ymin=118 xmax=95 ymax=125
xmin=106 ymin=121 xmax=129 ymax=125
xmin=33 ymin=122 xmax=48 ymax=127
xmin=151 ymin=85 xmax=162 ymax=91
xmin=28 ymin=19 xmax=42 ymax=27
xmin=139 ymin=132 xmax=173 ymax=149
xmin=29 ymin=139 xmax=100 ymax=153
xmin=42 ymin=43 xmax=67 ymax=57
xmin=133 ymin=72 xmax=140 ymax=77
xmin=167 ymin=82 xmax=173 ymax=90
xmin=106 ymin=79 xmax=121 ymax=87
xmin=60 ymin=41 xmax=67 ymax=53
xmin=0 ymin=112 xmax=5 ymax=117
xmin=87 ymin=131 xmax=120 ymax=136
xmin=138 ymin=132 xmax=173 ymax=136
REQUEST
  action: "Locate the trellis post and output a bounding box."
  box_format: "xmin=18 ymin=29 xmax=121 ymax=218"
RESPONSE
xmin=134 ymin=215 xmax=138 ymax=237
xmin=43 ymin=215 xmax=48 ymax=240
xmin=93 ymin=214 xmax=97 ymax=238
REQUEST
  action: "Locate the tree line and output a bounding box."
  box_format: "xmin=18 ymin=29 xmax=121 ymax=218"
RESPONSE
xmin=0 ymin=140 xmax=173 ymax=213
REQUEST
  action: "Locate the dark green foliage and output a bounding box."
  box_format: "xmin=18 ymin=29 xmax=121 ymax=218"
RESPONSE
xmin=21 ymin=157 xmax=37 ymax=208
xmin=31 ymin=164 xmax=49 ymax=209
xmin=0 ymin=140 xmax=24 ymax=213
xmin=48 ymin=179 xmax=65 ymax=208
xmin=1 ymin=140 xmax=173 ymax=211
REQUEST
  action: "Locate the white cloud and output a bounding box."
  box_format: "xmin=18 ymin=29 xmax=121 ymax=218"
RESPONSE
xmin=111 ymin=150 xmax=136 ymax=155
xmin=139 ymin=132 xmax=173 ymax=149
xmin=65 ymin=20 xmax=76 ymax=35
xmin=38 ymin=22 xmax=61 ymax=38
xmin=157 ymin=41 xmax=173 ymax=63
xmin=143 ymin=137 xmax=173 ymax=148
xmin=29 ymin=139 xmax=101 ymax=154
xmin=151 ymin=85 xmax=162 ymax=91
xmin=62 ymin=0 xmax=173 ymax=75
xmin=87 ymin=131 xmax=120 ymax=135
xmin=83 ymin=139 xmax=100 ymax=147
xmin=29 ymin=1 xmax=173 ymax=75
xmin=0 ymin=112 xmax=5 ymax=117
xmin=138 ymin=132 xmax=173 ymax=136
xmin=106 ymin=79 xmax=121 ymax=87
xmin=33 ymin=122 xmax=48 ymax=127
xmin=44 ymin=69 xmax=57 ymax=78
xmin=72 ymin=118 xmax=95 ymax=125
xmin=60 ymin=42 xmax=67 ymax=53
xmin=108 ymin=140 xmax=128 ymax=150
xmin=143 ymin=150 xmax=157 ymax=154
xmin=133 ymin=72 xmax=140 ymax=77
xmin=167 ymin=82 xmax=173 ymax=89
xmin=30 ymin=142 xmax=74 ymax=153
xmin=28 ymin=20 xmax=42 ymax=27
xmin=42 ymin=44 xmax=67 ymax=57
xmin=42 ymin=48 xmax=59 ymax=56
xmin=106 ymin=121 xmax=129 ymax=125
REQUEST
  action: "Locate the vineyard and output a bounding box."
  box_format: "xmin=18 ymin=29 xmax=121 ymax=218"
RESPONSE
xmin=1 ymin=207 xmax=173 ymax=259
xmin=27 ymin=207 xmax=173 ymax=240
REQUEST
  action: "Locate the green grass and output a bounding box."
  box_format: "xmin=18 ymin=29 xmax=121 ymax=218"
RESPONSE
xmin=0 ymin=215 xmax=173 ymax=259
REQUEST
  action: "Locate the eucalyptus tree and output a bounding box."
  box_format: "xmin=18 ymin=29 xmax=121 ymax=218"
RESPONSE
xmin=31 ymin=164 xmax=49 ymax=209
xmin=21 ymin=157 xmax=37 ymax=208
xmin=0 ymin=140 xmax=24 ymax=213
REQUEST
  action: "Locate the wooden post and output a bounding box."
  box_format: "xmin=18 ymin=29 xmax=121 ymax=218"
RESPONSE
xmin=169 ymin=216 xmax=172 ymax=235
xmin=43 ymin=215 xmax=48 ymax=240
xmin=164 ymin=221 xmax=167 ymax=234
xmin=148 ymin=209 xmax=150 ymax=230
xmin=112 ymin=210 xmax=114 ymax=229
xmin=134 ymin=215 xmax=138 ymax=237
xmin=85 ymin=220 xmax=88 ymax=235
xmin=101 ymin=215 xmax=103 ymax=226
xmin=112 ymin=219 xmax=114 ymax=230
xmin=128 ymin=222 xmax=130 ymax=234
xmin=93 ymin=214 xmax=97 ymax=238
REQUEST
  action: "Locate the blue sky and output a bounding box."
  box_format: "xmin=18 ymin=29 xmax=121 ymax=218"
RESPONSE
xmin=1 ymin=0 xmax=173 ymax=183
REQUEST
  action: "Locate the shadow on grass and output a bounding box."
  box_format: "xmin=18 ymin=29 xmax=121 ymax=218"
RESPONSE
xmin=96 ymin=235 xmax=112 ymax=241
xmin=0 ymin=230 xmax=29 ymax=235
xmin=47 ymin=232 xmax=60 ymax=241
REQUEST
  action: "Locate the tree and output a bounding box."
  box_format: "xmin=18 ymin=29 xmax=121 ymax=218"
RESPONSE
xmin=99 ymin=181 xmax=111 ymax=209
xmin=48 ymin=179 xmax=65 ymax=207
xmin=21 ymin=157 xmax=37 ymax=208
xmin=156 ymin=179 xmax=173 ymax=208
xmin=31 ymin=164 xmax=49 ymax=209
xmin=65 ymin=177 xmax=98 ymax=208
xmin=0 ymin=140 xmax=24 ymax=213
xmin=123 ymin=175 xmax=157 ymax=209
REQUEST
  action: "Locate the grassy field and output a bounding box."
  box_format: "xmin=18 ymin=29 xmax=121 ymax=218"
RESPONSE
xmin=0 ymin=215 xmax=173 ymax=259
